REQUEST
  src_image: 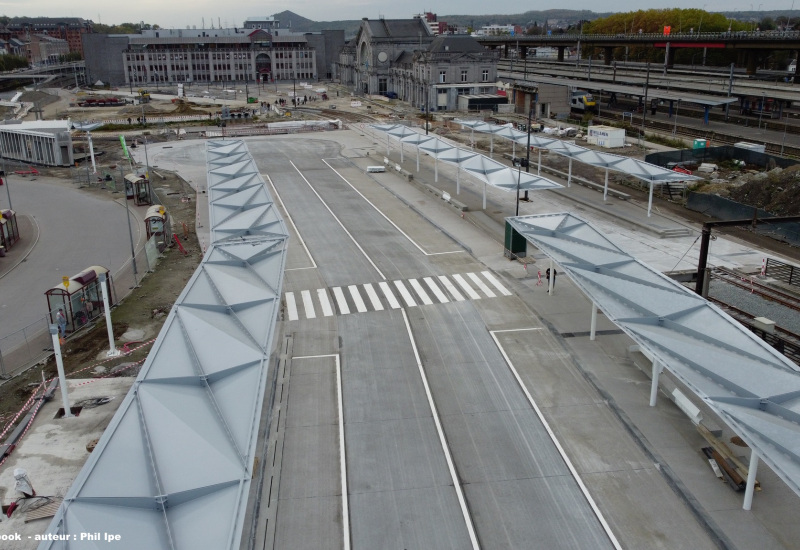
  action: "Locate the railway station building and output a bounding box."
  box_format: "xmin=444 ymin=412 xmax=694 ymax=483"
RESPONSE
xmin=83 ymin=25 xmax=344 ymax=87
xmin=338 ymin=19 xmax=501 ymax=111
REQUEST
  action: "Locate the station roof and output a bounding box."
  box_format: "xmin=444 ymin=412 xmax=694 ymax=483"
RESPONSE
xmin=507 ymin=212 xmax=800 ymax=501
xmin=455 ymin=119 xmax=699 ymax=185
xmin=373 ymin=124 xmax=563 ymax=193
xmin=508 ymin=74 xmax=738 ymax=106
xmin=40 ymin=140 xmax=288 ymax=549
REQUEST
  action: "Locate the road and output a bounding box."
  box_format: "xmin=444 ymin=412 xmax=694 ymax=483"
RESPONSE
xmin=0 ymin=176 xmax=145 ymax=339
xmin=143 ymin=130 xmax=800 ymax=549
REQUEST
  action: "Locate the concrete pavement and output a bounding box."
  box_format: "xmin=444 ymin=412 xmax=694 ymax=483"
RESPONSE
xmin=129 ymin=129 xmax=798 ymax=549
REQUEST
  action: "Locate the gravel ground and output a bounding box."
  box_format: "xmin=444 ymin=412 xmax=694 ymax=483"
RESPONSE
xmin=709 ymin=278 xmax=800 ymax=334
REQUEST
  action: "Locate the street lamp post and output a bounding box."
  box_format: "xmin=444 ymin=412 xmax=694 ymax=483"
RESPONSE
xmin=0 ymin=155 xmax=11 ymax=210
xmin=516 ymin=96 xmax=536 ymax=216
xmin=119 ymin=164 xmax=139 ymax=287
xmin=639 ymin=62 xmax=651 ymax=149
xmin=758 ymin=92 xmax=766 ymax=130
xmin=781 ymin=111 xmax=789 ymax=155
xmin=673 ymin=98 xmax=681 ymax=136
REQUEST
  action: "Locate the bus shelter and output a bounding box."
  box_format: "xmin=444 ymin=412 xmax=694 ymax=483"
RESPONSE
xmin=45 ymin=266 xmax=116 ymax=335
xmin=0 ymin=209 xmax=19 ymax=255
xmin=145 ymin=205 xmax=172 ymax=252
xmin=124 ymin=173 xmax=152 ymax=206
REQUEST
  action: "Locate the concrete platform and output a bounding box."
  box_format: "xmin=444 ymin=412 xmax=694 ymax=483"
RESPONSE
xmin=0 ymin=377 xmax=134 ymax=546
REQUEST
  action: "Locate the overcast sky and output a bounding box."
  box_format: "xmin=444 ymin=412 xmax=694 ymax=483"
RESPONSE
xmin=6 ymin=1 xmax=794 ymax=29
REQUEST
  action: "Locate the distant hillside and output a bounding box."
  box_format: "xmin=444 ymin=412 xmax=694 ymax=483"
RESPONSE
xmin=270 ymin=9 xmax=612 ymax=38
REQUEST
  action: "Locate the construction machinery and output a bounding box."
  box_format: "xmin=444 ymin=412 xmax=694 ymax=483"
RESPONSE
xmin=138 ymin=89 xmax=151 ymax=104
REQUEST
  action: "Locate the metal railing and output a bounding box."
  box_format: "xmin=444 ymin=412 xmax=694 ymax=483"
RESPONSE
xmin=766 ymin=258 xmax=800 ymax=288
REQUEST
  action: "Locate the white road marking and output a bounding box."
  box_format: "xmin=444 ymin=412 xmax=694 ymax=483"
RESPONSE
xmin=468 ymin=272 xmax=496 ymax=298
xmin=489 ymin=330 xmax=622 ymax=550
xmin=402 ymin=310 xmax=480 ymax=550
xmin=322 ymin=159 xmax=462 ymax=257
xmin=301 ymin=290 xmax=316 ymax=319
xmin=482 ymin=271 xmax=512 ymax=296
xmin=363 ymin=283 xmax=384 ymax=311
xmin=409 ymin=278 xmax=433 ymax=305
xmin=379 ymin=281 xmax=402 ymax=309
xmin=423 ymin=277 xmax=449 ymax=303
xmin=393 ymin=280 xmax=417 ymax=307
xmin=285 ymin=292 xmax=299 ymax=321
xmin=291 ymin=354 xmax=351 ymax=550
xmin=332 ymin=286 xmax=350 ymax=315
xmin=438 ymin=275 xmax=465 ymax=301
xmin=452 ymin=274 xmax=481 ymax=300
xmin=291 ymin=161 xmax=386 ymax=279
xmin=265 ymin=174 xmax=316 ymax=269
xmin=317 ymin=288 xmax=334 ymax=317
xmin=348 ymin=285 xmax=368 ymax=313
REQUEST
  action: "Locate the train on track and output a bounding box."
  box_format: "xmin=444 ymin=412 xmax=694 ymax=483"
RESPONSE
xmin=570 ymin=90 xmax=597 ymax=114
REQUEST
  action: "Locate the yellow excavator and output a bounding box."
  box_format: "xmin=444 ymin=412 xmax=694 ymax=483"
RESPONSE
xmin=138 ymin=89 xmax=151 ymax=104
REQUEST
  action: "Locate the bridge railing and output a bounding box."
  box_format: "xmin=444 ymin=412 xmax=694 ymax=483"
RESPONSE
xmin=478 ymin=30 xmax=800 ymax=42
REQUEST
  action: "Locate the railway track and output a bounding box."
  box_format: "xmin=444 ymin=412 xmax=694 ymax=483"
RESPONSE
xmin=711 ymin=266 xmax=800 ymax=310
xmin=593 ymin=111 xmax=800 ymax=158
xmin=708 ymin=266 xmax=800 ymax=365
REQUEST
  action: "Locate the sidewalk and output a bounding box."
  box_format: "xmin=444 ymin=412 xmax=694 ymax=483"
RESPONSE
xmin=0 ymin=214 xmax=38 ymax=280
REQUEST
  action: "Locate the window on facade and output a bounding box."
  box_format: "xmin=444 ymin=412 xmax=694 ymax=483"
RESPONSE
xmin=439 ymin=70 xmax=446 ymax=83
xmin=461 ymin=70 xmax=468 ymax=82
xmin=457 ymin=88 xmax=469 ymax=95
xmin=378 ymin=77 xmax=387 ymax=93
xmin=482 ymin=69 xmax=489 ymax=82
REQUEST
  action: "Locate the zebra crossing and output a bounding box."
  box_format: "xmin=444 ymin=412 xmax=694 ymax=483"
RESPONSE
xmin=284 ymin=271 xmax=512 ymax=321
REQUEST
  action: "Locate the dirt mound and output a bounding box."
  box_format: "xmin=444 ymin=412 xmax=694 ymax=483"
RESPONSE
xmin=118 ymin=103 xmax=167 ymax=115
xmin=172 ymin=101 xmax=209 ymax=115
xmin=19 ymin=90 xmax=59 ymax=107
xmin=728 ymin=170 xmax=800 ymax=216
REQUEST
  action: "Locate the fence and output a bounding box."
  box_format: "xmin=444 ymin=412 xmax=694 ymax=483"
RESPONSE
xmin=0 ymin=237 xmax=159 ymax=378
xmin=765 ymin=258 xmax=800 ymax=289
xmin=686 ymin=192 xmax=800 ymax=246
xmin=645 ymin=146 xmax=800 ymax=170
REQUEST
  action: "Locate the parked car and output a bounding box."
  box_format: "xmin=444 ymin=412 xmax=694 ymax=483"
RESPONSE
xmin=382 ymin=91 xmax=398 ymax=99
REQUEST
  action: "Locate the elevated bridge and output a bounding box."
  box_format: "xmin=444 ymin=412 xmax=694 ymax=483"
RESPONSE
xmin=478 ymin=32 xmax=800 ymax=80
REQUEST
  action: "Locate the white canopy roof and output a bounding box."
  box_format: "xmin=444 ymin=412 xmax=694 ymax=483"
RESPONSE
xmin=40 ymin=140 xmax=288 ymax=550
xmin=455 ymin=119 xmax=699 ymax=185
xmin=371 ymin=125 xmax=563 ymax=196
xmin=507 ymin=212 xmax=800 ymax=502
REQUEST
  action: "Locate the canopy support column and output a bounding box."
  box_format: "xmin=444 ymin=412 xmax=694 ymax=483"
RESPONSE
xmin=100 ymin=273 xmax=120 ymax=357
xmin=50 ymin=325 xmax=72 ymax=418
xmin=434 ymin=157 xmax=438 ymax=182
xmin=603 ymin=167 xmax=609 ymax=201
xmin=567 ymin=158 xmax=572 ymax=187
xmin=416 ymin=147 xmax=420 ymax=172
xmin=456 ymin=165 xmax=460 ymax=194
xmin=590 ymin=302 xmax=598 ymax=340
xmin=647 ymin=181 xmax=654 ymax=217
xmin=649 ymin=359 xmax=663 ymax=407
xmin=743 ymin=451 xmax=759 ymax=510
xmin=537 ymin=149 xmax=542 ymax=176
xmin=400 ymin=142 xmax=404 ymax=163
xmin=490 ymin=134 xmax=494 ymax=158
xmin=482 ymin=182 xmax=487 ymax=210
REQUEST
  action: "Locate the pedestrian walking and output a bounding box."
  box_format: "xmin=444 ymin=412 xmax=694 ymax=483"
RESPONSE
xmin=56 ymin=308 xmax=67 ymax=340
xmin=545 ymin=268 xmax=557 ymax=288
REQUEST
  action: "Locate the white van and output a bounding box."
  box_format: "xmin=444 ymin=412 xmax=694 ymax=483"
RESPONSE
xmin=788 ymin=60 xmax=797 ymax=74
xmin=366 ymin=166 xmax=386 ymax=173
